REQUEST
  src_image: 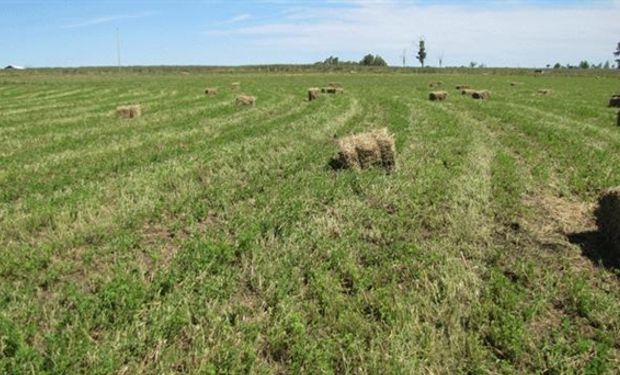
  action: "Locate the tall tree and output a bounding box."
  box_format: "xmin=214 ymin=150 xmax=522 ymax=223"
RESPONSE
xmin=614 ymin=42 xmax=620 ymax=69
xmin=416 ymin=39 xmax=427 ymax=67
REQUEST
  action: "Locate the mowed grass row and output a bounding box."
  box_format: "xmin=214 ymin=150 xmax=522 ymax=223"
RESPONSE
xmin=0 ymin=71 xmax=619 ymax=373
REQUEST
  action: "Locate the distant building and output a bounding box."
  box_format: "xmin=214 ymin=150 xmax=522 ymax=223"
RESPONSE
xmin=4 ymin=65 xmax=25 ymax=70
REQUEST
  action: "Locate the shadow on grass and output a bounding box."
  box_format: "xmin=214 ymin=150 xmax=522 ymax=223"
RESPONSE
xmin=568 ymin=230 xmax=619 ymax=272
xmin=327 ymin=157 xmax=345 ymax=171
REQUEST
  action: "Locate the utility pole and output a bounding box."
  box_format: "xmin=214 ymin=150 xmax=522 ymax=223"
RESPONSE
xmin=116 ymin=28 xmax=121 ymax=71
xmin=401 ymin=48 xmax=407 ymax=67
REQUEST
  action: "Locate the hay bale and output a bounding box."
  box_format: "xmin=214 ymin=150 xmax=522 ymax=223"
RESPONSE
xmin=510 ymin=82 xmax=522 ymax=86
xmin=429 ymin=81 xmax=443 ymax=88
xmin=538 ymin=89 xmax=552 ymax=95
xmin=335 ymin=128 xmax=396 ymax=171
xmin=205 ymin=88 xmax=218 ymax=96
xmin=235 ymin=95 xmax=256 ymax=106
xmin=609 ymin=95 xmax=620 ymax=108
xmin=116 ymin=105 xmax=142 ymax=119
xmin=461 ymin=89 xmax=476 ymax=96
xmin=429 ymin=91 xmax=448 ymax=101
xmin=472 ymin=90 xmax=491 ymax=100
xmin=328 ymin=82 xmax=343 ymax=88
xmin=595 ymin=187 xmax=620 ymax=253
xmin=231 ymin=82 xmax=241 ymax=91
xmin=321 ymin=87 xmax=344 ymax=94
xmin=308 ymin=88 xmax=320 ymax=101
xmin=456 ymin=85 xmax=470 ymax=90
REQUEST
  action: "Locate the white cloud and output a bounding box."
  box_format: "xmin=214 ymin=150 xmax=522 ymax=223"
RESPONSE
xmin=62 ymin=11 xmax=155 ymax=29
xmin=221 ymin=14 xmax=252 ymax=24
xmin=204 ymin=1 xmax=620 ymax=67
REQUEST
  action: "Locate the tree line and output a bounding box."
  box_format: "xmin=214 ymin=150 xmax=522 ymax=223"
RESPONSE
xmin=316 ymin=41 xmax=620 ymax=69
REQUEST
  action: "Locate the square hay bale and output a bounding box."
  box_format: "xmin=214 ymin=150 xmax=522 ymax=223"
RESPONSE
xmin=321 ymin=87 xmax=344 ymax=94
xmin=205 ymin=88 xmax=218 ymax=96
xmin=609 ymin=95 xmax=620 ymax=108
xmin=235 ymin=95 xmax=256 ymax=106
xmin=308 ymin=88 xmax=320 ymax=101
xmin=510 ymin=82 xmax=522 ymax=86
xmin=231 ymin=82 xmax=241 ymax=91
xmin=429 ymin=91 xmax=448 ymax=101
xmin=116 ymin=104 xmax=142 ymax=119
xmin=456 ymin=85 xmax=470 ymax=90
xmin=328 ymin=82 xmax=343 ymax=88
xmin=429 ymin=81 xmax=443 ymax=88
xmin=538 ymin=89 xmax=552 ymax=95
xmin=461 ymin=89 xmax=476 ymax=96
xmin=595 ymin=187 xmax=620 ymax=253
xmin=335 ymin=128 xmax=396 ymax=171
xmin=472 ymin=90 xmax=491 ymax=100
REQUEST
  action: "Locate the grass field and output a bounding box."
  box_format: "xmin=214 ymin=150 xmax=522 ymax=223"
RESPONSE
xmin=1 ymin=69 xmax=620 ymax=373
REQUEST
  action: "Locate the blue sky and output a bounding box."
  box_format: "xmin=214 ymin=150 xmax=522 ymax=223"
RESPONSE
xmin=1 ymin=0 xmax=619 ymax=68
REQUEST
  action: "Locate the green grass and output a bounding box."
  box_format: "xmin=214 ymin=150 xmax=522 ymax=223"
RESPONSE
xmin=1 ymin=69 xmax=619 ymax=373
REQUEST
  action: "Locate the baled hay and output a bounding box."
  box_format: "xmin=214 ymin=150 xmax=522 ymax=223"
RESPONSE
xmin=328 ymin=82 xmax=343 ymax=88
xmin=336 ymin=128 xmax=396 ymax=171
xmin=461 ymin=89 xmax=476 ymax=96
xmin=456 ymin=85 xmax=470 ymax=90
xmin=231 ymin=82 xmax=241 ymax=90
xmin=472 ymin=90 xmax=491 ymax=100
xmin=205 ymin=88 xmax=218 ymax=96
xmin=308 ymin=88 xmax=320 ymax=101
xmin=235 ymin=95 xmax=256 ymax=106
xmin=429 ymin=91 xmax=448 ymax=101
xmin=321 ymin=87 xmax=344 ymax=94
xmin=510 ymin=82 xmax=522 ymax=86
xmin=538 ymin=89 xmax=552 ymax=95
xmin=116 ymin=104 xmax=142 ymax=119
xmin=429 ymin=81 xmax=443 ymax=88
xmin=595 ymin=187 xmax=620 ymax=253
xmin=609 ymin=95 xmax=620 ymax=108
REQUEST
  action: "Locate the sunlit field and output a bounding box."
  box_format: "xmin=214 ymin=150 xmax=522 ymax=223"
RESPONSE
xmin=1 ymin=69 xmax=619 ymax=373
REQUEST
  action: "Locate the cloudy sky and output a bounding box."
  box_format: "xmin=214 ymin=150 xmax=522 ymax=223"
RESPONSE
xmin=1 ymin=0 xmax=619 ymax=68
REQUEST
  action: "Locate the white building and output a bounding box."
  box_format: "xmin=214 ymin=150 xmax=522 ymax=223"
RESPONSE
xmin=4 ymin=65 xmax=26 ymax=70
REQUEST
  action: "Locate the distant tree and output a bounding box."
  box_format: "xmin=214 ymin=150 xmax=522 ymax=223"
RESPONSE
xmin=416 ymin=39 xmax=427 ymax=67
xmin=579 ymin=60 xmax=590 ymax=69
xmin=546 ymin=64 xmax=551 ymax=69
xmin=324 ymin=56 xmax=339 ymax=65
xmin=373 ymin=55 xmax=387 ymax=66
xmin=553 ymin=62 xmax=562 ymax=69
xmin=469 ymin=61 xmax=477 ymax=68
xmin=360 ymin=54 xmax=388 ymax=66
xmin=604 ymin=61 xmax=611 ymax=69
xmin=614 ymin=42 xmax=620 ymax=69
